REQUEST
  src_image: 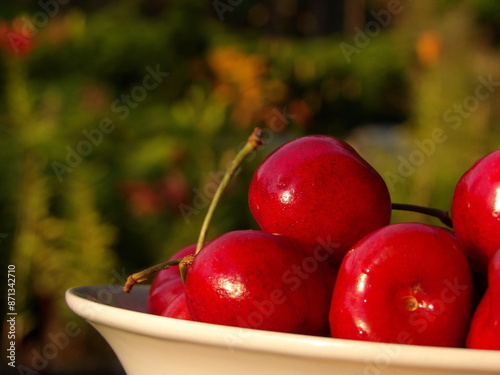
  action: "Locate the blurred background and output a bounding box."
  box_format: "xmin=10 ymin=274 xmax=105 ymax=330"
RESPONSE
xmin=0 ymin=0 xmax=499 ymax=373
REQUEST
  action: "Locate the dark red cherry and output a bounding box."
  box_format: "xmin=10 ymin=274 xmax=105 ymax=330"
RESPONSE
xmin=147 ymin=244 xmax=195 ymax=315
xmin=330 ymin=222 xmax=474 ymax=347
xmin=466 ymin=249 xmax=500 ymax=350
xmin=162 ymin=293 xmax=193 ymax=321
xmin=248 ymin=135 xmax=391 ymax=267
xmin=184 ymin=230 xmax=334 ymax=336
xmin=451 ymin=150 xmax=500 ymax=275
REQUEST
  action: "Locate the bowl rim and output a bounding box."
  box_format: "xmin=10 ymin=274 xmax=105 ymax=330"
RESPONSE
xmin=66 ymin=284 xmax=500 ymax=372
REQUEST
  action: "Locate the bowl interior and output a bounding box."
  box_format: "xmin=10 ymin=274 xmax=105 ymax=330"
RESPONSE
xmin=66 ymin=285 xmax=500 ymax=375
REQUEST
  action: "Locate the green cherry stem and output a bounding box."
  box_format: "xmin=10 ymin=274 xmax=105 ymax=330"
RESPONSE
xmin=178 ymin=128 xmax=264 ymax=282
xmin=123 ymin=128 xmax=264 ymax=293
xmin=391 ymin=202 xmax=453 ymax=228
xmin=194 ymin=127 xmax=264 ymax=255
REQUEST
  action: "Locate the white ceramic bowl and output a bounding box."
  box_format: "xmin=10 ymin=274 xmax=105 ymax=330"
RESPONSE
xmin=66 ymin=285 xmax=500 ymax=375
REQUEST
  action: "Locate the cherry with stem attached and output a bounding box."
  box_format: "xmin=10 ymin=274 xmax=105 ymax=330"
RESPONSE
xmin=123 ymin=128 xmax=264 ymax=293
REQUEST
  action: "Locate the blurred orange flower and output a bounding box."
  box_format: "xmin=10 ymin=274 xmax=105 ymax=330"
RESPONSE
xmin=209 ymin=46 xmax=267 ymax=128
xmin=416 ymin=30 xmax=441 ymax=67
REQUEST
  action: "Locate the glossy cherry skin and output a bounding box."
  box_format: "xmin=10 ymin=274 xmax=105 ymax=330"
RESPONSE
xmin=147 ymin=244 xmax=195 ymax=315
xmin=451 ymin=150 xmax=500 ymax=276
xmin=162 ymin=293 xmax=193 ymax=321
xmin=466 ymin=249 xmax=500 ymax=350
xmin=249 ymin=135 xmax=391 ymax=267
xmin=184 ymin=230 xmax=334 ymax=336
xmin=330 ymin=223 xmax=474 ymax=347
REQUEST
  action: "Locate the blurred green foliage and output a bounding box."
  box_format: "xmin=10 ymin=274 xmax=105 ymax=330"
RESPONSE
xmin=0 ymin=0 xmax=499 ymax=373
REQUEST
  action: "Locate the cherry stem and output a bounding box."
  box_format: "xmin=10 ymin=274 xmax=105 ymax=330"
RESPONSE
xmin=194 ymin=127 xmax=264 ymax=255
xmin=391 ymin=202 xmax=453 ymax=228
xmin=123 ymin=258 xmax=182 ymax=293
xmin=122 ymin=128 xmax=264 ymax=293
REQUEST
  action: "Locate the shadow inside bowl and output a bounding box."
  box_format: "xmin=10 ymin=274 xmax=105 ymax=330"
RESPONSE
xmin=70 ymin=284 xmax=149 ymax=313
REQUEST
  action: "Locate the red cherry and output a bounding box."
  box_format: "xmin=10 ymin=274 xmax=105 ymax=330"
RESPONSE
xmin=147 ymin=244 xmax=195 ymax=315
xmin=330 ymin=222 xmax=474 ymax=347
xmin=148 ymin=278 xmax=184 ymax=316
xmin=162 ymin=293 xmax=193 ymax=321
xmin=248 ymin=135 xmax=391 ymax=267
xmin=184 ymin=230 xmax=334 ymax=336
xmin=466 ymin=249 xmax=500 ymax=350
xmin=451 ymin=150 xmax=500 ymax=275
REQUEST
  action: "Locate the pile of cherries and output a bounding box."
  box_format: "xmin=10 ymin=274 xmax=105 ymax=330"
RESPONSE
xmin=135 ymin=132 xmax=500 ymax=350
